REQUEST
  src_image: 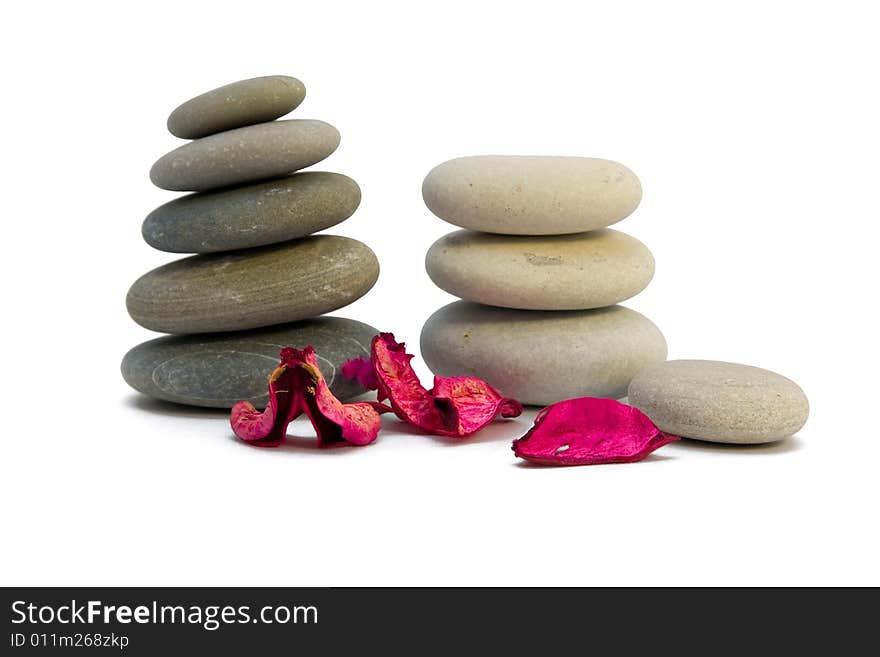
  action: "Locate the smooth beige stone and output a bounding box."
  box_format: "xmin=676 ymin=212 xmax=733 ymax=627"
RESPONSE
xmin=167 ymin=75 xmax=306 ymax=139
xmin=422 ymin=155 xmax=642 ymax=235
xmin=150 ymin=120 xmax=340 ymax=192
xmin=628 ymin=360 xmax=809 ymax=444
xmin=425 ymin=229 xmax=654 ymax=310
xmin=420 ymin=302 xmax=667 ymax=406
xmin=126 ymin=236 xmax=378 ymax=334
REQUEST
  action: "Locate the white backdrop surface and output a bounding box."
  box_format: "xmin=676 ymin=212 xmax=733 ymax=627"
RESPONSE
xmin=1 ymin=0 xmax=877 ymax=586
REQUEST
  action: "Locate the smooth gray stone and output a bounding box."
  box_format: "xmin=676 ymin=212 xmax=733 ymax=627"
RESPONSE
xmin=628 ymin=360 xmax=809 ymax=444
xmin=150 ymin=120 xmax=340 ymax=192
xmin=142 ymin=172 xmax=361 ymax=253
xmin=425 ymin=229 xmax=654 ymax=310
xmin=422 ymin=155 xmax=642 ymax=235
xmin=420 ymin=301 xmax=667 ymax=406
xmin=122 ymin=317 xmax=378 ymax=408
xmin=167 ymin=75 xmax=306 ymax=139
xmin=126 ymin=235 xmax=379 ymax=334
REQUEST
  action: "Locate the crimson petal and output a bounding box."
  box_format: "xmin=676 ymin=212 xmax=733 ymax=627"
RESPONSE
xmin=512 ymin=397 xmax=679 ymax=465
xmin=371 ymin=333 xmax=522 ymax=437
xmin=231 ymin=346 xmax=391 ymax=447
xmin=431 ymin=376 xmax=523 ymax=436
xmin=230 ymin=351 xmax=306 ymax=447
xmin=341 ymin=355 xmax=379 ymax=391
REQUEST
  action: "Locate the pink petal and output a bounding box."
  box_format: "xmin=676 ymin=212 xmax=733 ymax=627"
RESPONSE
xmin=230 ymin=354 xmax=306 ymax=447
xmin=371 ymin=333 xmax=522 ymax=437
xmin=304 ymin=355 xmax=391 ymax=446
xmin=230 ymin=346 xmax=390 ymax=448
xmin=512 ymin=397 xmax=679 ymax=465
xmin=431 ymin=376 xmax=523 ymax=436
xmin=341 ymin=356 xmax=379 ymax=390
xmin=371 ymin=333 xmax=445 ymax=429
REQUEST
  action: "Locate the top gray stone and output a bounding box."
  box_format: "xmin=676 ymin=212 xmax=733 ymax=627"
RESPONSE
xmin=422 ymin=155 xmax=642 ymax=235
xmin=167 ymin=75 xmax=306 ymax=139
xmin=628 ymin=360 xmax=809 ymax=444
xmin=150 ymin=120 xmax=341 ymax=192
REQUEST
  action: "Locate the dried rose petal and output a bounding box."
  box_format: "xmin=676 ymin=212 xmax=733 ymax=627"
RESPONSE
xmin=301 ymin=357 xmax=390 ymax=446
xmin=371 ymin=333 xmax=522 ymax=436
xmin=512 ymin=397 xmax=679 ymax=465
xmin=231 ymin=346 xmax=390 ymax=447
xmin=432 ymin=376 xmax=523 ymax=436
xmin=341 ymin=356 xmax=378 ymax=391
xmin=230 ymin=349 xmax=311 ymax=447
xmin=371 ymin=334 xmax=445 ymax=429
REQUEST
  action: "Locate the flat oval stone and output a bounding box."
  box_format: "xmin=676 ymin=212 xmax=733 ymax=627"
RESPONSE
xmin=142 ymin=172 xmax=361 ymax=253
xmin=420 ymin=302 xmax=667 ymax=406
xmin=628 ymin=360 xmax=809 ymax=444
xmin=425 ymin=229 xmax=654 ymax=310
xmin=422 ymin=155 xmax=642 ymax=235
xmin=150 ymin=120 xmax=340 ymax=192
xmin=126 ymin=235 xmax=379 ymax=334
xmin=122 ymin=317 xmax=378 ymax=407
xmin=167 ymin=75 xmax=307 ymax=139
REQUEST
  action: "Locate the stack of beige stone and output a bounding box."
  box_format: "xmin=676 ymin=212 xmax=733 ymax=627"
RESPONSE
xmin=419 ymin=155 xmax=666 ymax=406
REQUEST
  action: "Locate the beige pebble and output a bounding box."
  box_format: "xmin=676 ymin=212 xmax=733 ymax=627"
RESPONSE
xmin=422 ymin=155 xmax=642 ymax=234
xmin=425 ymin=229 xmax=654 ymax=310
xmin=420 ymin=302 xmax=667 ymax=406
xmin=628 ymin=360 xmax=809 ymax=444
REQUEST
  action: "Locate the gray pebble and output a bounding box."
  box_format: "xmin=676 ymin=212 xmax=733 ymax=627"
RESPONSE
xmin=167 ymin=75 xmax=306 ymax=139
xmin=150 ymin=120 xmax=340 ymax=192
xmin=142 ymin=172 xmax=361 ymax=253
xmin=126 ymin=235 xmax=379 ymax=334
xmin=122 ymin=317 xmax=378 ymax=408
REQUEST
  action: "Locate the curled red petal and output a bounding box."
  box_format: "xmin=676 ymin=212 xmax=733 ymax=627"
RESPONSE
xmin=371 ymin=332 xmax=522 ymax=437
xmin=372 ymin=333 xmax=445 ymax=428
xmin=301 ymin=353 xmax=391 ymax=446
xmin=431 ymin=376 xmax=524 ymax=436
xmin=512 ymin=397 xmax=679 ymax=466
xmin=230 ymin=360 xmax=305 ymax=446
xmin=230 ymin=346 xmax=391 ymax=447
xmin=341 ymin=356 xmax=379 ymax=391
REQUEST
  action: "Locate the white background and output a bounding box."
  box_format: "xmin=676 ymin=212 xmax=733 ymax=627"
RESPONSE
xmin=1 ymin=0 xmax=878 ymax=586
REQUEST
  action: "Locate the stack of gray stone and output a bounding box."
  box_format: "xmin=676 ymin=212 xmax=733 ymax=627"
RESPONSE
xmin=419 ymin=155 xmax=667 ymax=406
xmin=122 ymin=76 xmax=379 ymax=408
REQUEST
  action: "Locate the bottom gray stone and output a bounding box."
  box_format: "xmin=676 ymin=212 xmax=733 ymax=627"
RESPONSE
xmin=122 ymin=317 xmax=378 ymax=408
